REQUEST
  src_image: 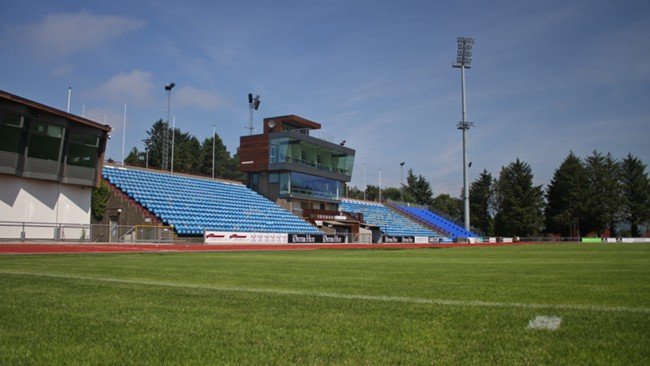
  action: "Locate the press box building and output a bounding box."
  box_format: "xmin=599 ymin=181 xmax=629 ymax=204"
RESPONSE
xmin=0 ymin=90 xmax=111 ymax=239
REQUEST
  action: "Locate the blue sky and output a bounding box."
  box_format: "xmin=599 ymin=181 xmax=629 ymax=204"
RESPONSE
xmin=1 ymin=0 xmax=648 ymax=195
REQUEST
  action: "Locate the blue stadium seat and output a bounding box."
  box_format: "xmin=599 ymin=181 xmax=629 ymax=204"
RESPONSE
xmin=103 ymin=166 xmax=321 ymax=235
xmin=339 ymin=199 xmax=440 ymax=237
xmin=394 ymin=204 xmax=477 ymax=239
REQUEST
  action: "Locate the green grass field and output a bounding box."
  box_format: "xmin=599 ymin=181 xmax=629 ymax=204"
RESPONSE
xmin=1 ymin=244 xmax=649 ymax=365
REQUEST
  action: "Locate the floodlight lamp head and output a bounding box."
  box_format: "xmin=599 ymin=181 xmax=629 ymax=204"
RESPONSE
xmin=400 ymin=162 xmax=405 ymax=166
xmin=165 ymin=82 xmax=176 ymax=91
xmin=454 ymin=37 xmax=475 ymax=68
xmin=253 ymin=95 xmax=261 ymax=110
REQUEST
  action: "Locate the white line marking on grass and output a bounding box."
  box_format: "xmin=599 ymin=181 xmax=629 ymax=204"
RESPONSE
xmin=2 ymin=271 xmax=650 ymax=314
xmin=528 ymin=315 xmax=562 ymax=330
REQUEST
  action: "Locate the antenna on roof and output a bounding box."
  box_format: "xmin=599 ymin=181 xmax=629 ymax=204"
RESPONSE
xmin=67 ymin=87 xmax=72 ymax=113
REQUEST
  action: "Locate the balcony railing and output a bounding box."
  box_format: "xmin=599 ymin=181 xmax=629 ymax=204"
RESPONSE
xmin=283 ymin=156 xmax=350 ymax=176
xmin=303 ymin=209 xmax=364 ymax=223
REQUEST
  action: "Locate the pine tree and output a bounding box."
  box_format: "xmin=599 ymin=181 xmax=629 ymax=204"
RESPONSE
xmin=404 ymin=169 xmax=434 ymax=206
xmin=346 ymin=186 xmax=365 ymax=200
xmin=124 ymin=147 xmax=144 ymax=167
xmin=620 ymin=154 xmax=650 ymax=236
xmin=494 ymin=158 xmax=545 ymax=237
xmin=584 ymin=151 xmax=622 ymax=235
xmin=170 ymin=128 xmax=201 ymax=174
xmin=366 ymin=185 xmax=380 ymax=201
xmin=431 ymin=194 xmax=463 ymax=222
xmin=198 ymin=134 xmax=231 ymax=178
xmin=122 ymin=120 xmax=244 ymax=181
xmin=469 ymin=169 xmax=494 ymax=235
xmin=545 ymin=152 xmax=587 ymax=236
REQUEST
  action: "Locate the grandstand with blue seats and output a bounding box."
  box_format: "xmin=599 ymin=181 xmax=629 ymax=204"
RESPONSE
xmin=339 ymin=199 xmax=440 ymax=237
xmin=102 ymin=166 xmax=321 ymax=236
xmin=392 ymin=204 xmax=477 ymax=239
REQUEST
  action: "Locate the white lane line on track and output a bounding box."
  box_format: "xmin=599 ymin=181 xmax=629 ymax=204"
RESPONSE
xmin=2 ymin=271 xmax=649 ymax=314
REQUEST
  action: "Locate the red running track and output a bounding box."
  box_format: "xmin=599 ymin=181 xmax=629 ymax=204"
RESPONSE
xmin=0 ymin=242 xmax=536 ymax=255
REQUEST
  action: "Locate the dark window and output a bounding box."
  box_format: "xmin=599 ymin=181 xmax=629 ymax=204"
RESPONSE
xmin=0 ymin=111 xmax=25 ymax=153
xmin=250 ymin=173 xmax=259 ymax=191
xmin=269 ymin=172 xmax=279 ymax=184
xmin=27 ymin=122 xmax=65 ymax=161
xmin=289 ymin=172 xmax=341 ymax=200
xmin=66 ymin=131 xmax=99 ymax=168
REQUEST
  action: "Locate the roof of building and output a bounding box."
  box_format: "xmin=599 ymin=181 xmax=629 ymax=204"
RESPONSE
xmin=0 ymin=89 xmax=112 ymax=132
xmin=264 ymin=115 xmax=321 ymax=130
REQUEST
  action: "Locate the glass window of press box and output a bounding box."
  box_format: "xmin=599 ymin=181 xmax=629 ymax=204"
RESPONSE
xmin=28 ymin=121 xmax=66 ymax=161
xmin=66 ymin=131 xmax=100 ymax=168
xmin=0 ymin=110 xmax=25 ymax=153
xmin=0 ymin=108 xmax=101 ymax=169
xmin=270 ymin=137 xmax=354 ymax=177
xmin=279 ymin=172 xmax=341 ymax=200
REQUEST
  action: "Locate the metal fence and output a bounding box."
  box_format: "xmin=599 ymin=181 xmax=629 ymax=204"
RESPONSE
xmin=2 ymin=221 xmax=644 ymax=244
xmin=0 ymin=221 xmax=173 ymax=243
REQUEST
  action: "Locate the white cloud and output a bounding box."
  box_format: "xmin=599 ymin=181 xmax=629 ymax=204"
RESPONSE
xmin=175 ymin=86 xmax=227 ymax=111
xmin=96 ymin=70 xmax=155 ymax=105
xmin=50 ymin=63 xmax=74 ymax=78
xmin=20 ymin=11 xmax=143 ymax=57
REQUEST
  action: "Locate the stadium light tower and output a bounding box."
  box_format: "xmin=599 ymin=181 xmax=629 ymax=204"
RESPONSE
xmin=162 ymin=82 xmax=175 ymax=171
xmin=453 ymin=36 xmax=475 ymax=231
xmin=248 ymin=93 xmax=261 ymax=135
xmin=400 ymin=162 xmax=405 ymax=201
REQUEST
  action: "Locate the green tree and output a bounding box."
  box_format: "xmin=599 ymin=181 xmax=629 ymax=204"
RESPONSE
xmin=545 ymin=151 xmax=588 ymax=236
xmin=494 ymin=158 xmax=545 ymax=237
xmin=366 ymin=185 xmax=380 ymax=202
xmin=91 ymin=181 xmax=112 ymax=221
xmin=124 ymin=147 xmax=144 ymax=167
xmin=620 ymin=154 xmax=650 ymax=237
xmin=583 ymin=151 xmax=622 ymax=235
xmin=197 ymin=133 xmax=231 ymax=178
xmin=224 ymin=149 xmax=246 ymax=182
xmin=382 ymin=187 xmax=402 ymax=201
xmin=346 ymin=185 xmax=365 ymax=200
xmin=431 ymin=194 xmax=463 ymax=223
xmin=122 ymin=120 xmax=245 ymax=181
xmin=404 ymin=169 xmax=434 ymax=206
xmin=141 ymin=119 xmax=167 ymax=169
xmin=170 ymin=128 xmax=201 ymax=174
xmin=469 ymin=169 xmax=494 ymax=235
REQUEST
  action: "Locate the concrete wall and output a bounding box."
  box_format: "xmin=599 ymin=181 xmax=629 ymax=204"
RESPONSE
xmin=91 ymin=182 xmax=163 ymax=242
xmin=0 ymin=174 xmax=90 ymax=239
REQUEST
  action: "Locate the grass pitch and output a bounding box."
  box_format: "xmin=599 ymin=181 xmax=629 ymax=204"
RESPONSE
xmin=0 ymin=244 xmax=649 ymax=365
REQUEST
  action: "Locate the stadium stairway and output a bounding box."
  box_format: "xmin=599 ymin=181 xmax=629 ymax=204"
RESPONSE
xmin=389 ymin=203 xmax=477 ymax=239
xmin=102 ymin=166 xmax=321 ymax=236
xmin=339 ymin=199 xmax=441 ymax=237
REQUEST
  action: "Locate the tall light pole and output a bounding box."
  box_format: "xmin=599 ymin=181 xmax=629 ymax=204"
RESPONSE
xmin=162 ymin=82 xmax=175 ymax=171
xmin=248 ymin=93 xmax=261 ymax=135
xmin=122 ymin=103 xmax=127 ymax=167
xmin=378 ymin=168 xmax=382 ymax=203
xmin=453 ymin=37 xmax=475 ymax=231
xmin=363 ymin=163 xmax=367 ymax=201
xmin=170 ymin=115 xmax=176 ymax=174
xmin=400 ymin=162 xmax=405 ymax=201
xmin=144 ymin=138 xmax=150 ymax=169
xmin=212 ymin=124 xmax=216 ymax=179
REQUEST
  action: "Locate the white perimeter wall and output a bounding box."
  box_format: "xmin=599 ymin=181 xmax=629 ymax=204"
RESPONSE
xmin=0 ymin=175 xmax=91 ymax=239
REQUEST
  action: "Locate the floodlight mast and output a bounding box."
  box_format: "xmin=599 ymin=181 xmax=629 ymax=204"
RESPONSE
xmin=162 ymin=82 xmax=175 ymax=171
xmin=453 ymin=37 xmax=475 ymax=231
xmin=248 ymin=93 xmax=261 ymax=135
